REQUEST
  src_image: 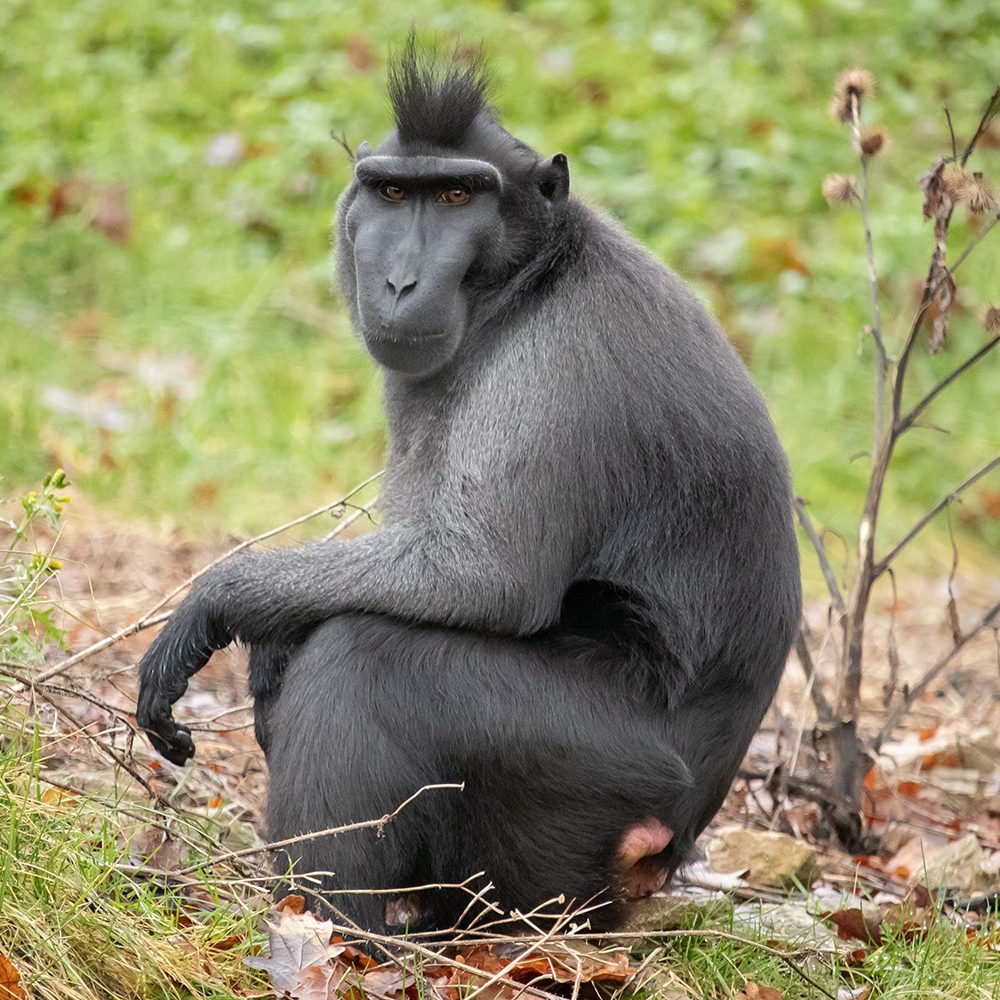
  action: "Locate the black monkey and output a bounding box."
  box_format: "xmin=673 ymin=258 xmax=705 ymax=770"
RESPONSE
xmin=136 ymin=45 xmax=801 ymax=934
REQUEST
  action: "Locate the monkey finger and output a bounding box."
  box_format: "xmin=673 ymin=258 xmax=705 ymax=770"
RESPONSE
xmin=147 ymin=721 xmax=195 ymax=766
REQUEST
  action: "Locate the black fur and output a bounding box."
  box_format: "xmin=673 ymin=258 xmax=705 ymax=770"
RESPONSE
xmin=387 ymin=36 xmax=492 ymax=149
xmin=136 ymin=46 xmax=801 ymax=936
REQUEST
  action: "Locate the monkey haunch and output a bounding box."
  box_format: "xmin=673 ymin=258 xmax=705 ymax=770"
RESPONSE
xmin=136 ymin=45 xmax=801 ymax=934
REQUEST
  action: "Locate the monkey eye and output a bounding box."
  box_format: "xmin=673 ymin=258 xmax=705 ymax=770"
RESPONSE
xmin=437 ymin=187 xmax=471 ymax=206
xmin=378 ymin=183 xmax=407 ymax=202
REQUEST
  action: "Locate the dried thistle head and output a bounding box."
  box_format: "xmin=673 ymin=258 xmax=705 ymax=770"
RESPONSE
xmin=966 ymin=172 xmax=997 ymax=214
xmin=854 ymin=125 xmax=889 ymax=157
xmin=944 ymin=166 xmax=973 ymax=198
xmin=985 ymin=306 xmax=1000 ymax=333
xmin=946 ymin=168 xmax=998 ymax=214
xmin=822 ymin=173 xmax=859 ymax=206
xmin=829 ymin=68 xmax=875 ymax=123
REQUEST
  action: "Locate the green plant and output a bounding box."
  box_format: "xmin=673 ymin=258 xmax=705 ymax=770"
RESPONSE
xmin=0 ymin=469 xmax=71 ymax=666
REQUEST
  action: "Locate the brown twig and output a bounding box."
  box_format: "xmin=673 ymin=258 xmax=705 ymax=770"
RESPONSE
xmin=897 ymin=334 xmax=1000 ymax=433
xmin=850 ymin=93 xmax=888 ymax=452
xmin=875 ymin=599 xmax=1000 ymax=750
xmin=175 ymin=782 xmax=464 ymax=875
xmin=793 ymin=498 xmax=846 ymax=615
xmin=30 ymin=472 xmax=383 ymax=684
xmin=793 ymin=630 xmax=836 ymax=723
xmin=959 ymin=86 xmax=1000 ymax=166
xmin=874 ymin=455 xmax=1000 ymax=575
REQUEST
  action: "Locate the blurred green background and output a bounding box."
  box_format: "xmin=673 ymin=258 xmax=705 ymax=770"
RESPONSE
xmin=1 ymin=0 xmax=998 ymax=589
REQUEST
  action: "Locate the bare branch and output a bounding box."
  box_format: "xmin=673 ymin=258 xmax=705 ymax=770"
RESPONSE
xmin=897 ymin=335 xmax=1000 ymax=433
xmin=793 ymin=498 xmax=846 ymax=615
xmin=874 ymin=455 xmax=1000 ymax=575
xmin=947 ymin=208 xmax=1000 ymax=273
xmin=794 ymin=629 xmax=836 ymax=724
xmin=30 ymin=472 xmax=383 ymax=684
xmin=876 ymin=599 xmax=1000 ymax=749
xmin=944 ymin=106 xmax=958 ymax=161
xmin=851 ymin=95 xmax=887 ymax=452
xmin=176 ymin=782 xmax=464 ymax=876
xmin=959 ymin=86 xmax=1000 ymax=167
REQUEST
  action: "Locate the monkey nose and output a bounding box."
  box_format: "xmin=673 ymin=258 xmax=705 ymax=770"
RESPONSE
xmin=386 ymin=276 xmax=418 ymax=300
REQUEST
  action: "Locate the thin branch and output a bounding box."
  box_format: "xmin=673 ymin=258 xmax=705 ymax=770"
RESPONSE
xmin=794 ymin=629 xmax=835 ymax=723
xmin=793 ymin=498 xmax=846 ymax=615
xmin=959 ymin=86 xmax=1000 ymax=166
xmin=175 ymin=782 xmax=464 ymax=875
xmin=851 ymin=94 xmax=887 ymax=453
xmin=30 ymin=472 xmax=383 ymax=684
xmin=946 ymin=208 xmax=1000 ymax=274
xmin=874 ymin=455 xmax=1000 ymax=575
xmin=897 ymin=335 xmax=1000 ymax=433
xmin=944 ymin=107 xmax=958 ymax=161
xmin=875 ymin=599 xmax=1000 ymax=749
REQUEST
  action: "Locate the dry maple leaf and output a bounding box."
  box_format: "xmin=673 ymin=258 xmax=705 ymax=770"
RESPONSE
xmin=243 ymin=896 xmax=346 ymax=995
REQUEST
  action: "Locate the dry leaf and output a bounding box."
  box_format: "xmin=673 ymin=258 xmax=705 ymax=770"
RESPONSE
xmin=735 ymin=983 xmax=785 ymax=1000
xmin=244 ymin=896 xmax=345 ymax=994
xmin=0 ymin=954 xmax=27 ymax=1000
xmin=920 ymin=159 xmax=950 ymax=221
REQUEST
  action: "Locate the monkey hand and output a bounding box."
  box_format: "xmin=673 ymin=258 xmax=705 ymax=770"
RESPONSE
xmin=135 ymin=588 xmax=231 ymax=765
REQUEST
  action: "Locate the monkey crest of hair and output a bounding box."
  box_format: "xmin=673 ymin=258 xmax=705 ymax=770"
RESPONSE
xmin=387 ymin=39 xmax=492 ymax=148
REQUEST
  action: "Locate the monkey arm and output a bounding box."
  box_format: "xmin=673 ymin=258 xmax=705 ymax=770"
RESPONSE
xmin=136 ymin=479 xmax=582 ymax=763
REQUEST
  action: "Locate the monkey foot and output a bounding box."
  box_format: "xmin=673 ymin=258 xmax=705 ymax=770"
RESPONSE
xmin=618 ymin=818 xmax=672 ymax=898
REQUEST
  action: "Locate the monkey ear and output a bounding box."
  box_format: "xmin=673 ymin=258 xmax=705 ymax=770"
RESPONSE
xmin=355 ymin=141 xmax=374 ymax=161
xmin=537 ymin=153 xmax=570 ymax=203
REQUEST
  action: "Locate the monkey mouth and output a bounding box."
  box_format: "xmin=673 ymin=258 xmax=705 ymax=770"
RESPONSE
xmin=370 ymin=326 xmax=454 ymax=345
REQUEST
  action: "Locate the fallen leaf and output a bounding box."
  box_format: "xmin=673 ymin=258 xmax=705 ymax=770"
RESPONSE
xmin=505 ymin=941 xmax=634 ymax=983
xmin=735 ymin=983 xmax=785 ymax=1000
xmin=456 ymin=941 xmax=635 ymax=986
xmin=294 ymin=960 xmax=366 ymax=1000
xmin=822 ymin=886 xmax=936 ymax=947
xmin=0 ymin=954 xmax=27 ymax=1000
xmin=244 ymin=896 xmax=345 ymax=994
xmin=40 ymin=786 xmax=79 ymax=807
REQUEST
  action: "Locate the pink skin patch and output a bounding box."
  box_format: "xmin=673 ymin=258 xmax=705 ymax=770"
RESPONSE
xmin=618 ymin=818 xmax=672 ymax=898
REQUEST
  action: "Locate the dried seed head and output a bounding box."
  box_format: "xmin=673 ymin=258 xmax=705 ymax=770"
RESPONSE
xmin=947 ymin=168 xmax=998 ymax=214
xmin=967 ymin=172 xmax=997 ymax=214
xmin=830 ymin=68 xmax=875 ymax=123
xmin=822 ymin=173 xmax=859 ymax=206
xmin=855 ymin=125 xmax=889 ymax=157
xmin=985 ymin=306 xmax=1000 ymax=333
xmin=944 ymin=166 xmax=973 ymax=200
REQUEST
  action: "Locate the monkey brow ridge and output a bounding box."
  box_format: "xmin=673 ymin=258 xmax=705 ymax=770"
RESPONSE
xmin=355 ymin=156 xmax=503 ymax=192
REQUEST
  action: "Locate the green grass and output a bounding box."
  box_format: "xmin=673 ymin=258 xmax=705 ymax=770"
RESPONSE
xmin=657 ymin=901 xmax=1000 ymax=998
xmin=1 ymin=1 xmax=998 ymax=572
xmin=3 ymin=719 xmax=998 ymax=1000
xmin=2 ymin=722 xmax=998 ymax=1000
xmin=0 ymin=719 xmax=268 ymax=1000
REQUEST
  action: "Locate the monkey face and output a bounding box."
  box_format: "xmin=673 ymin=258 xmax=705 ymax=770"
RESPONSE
xmin=342 ymin=150 xmax=504 ymax=377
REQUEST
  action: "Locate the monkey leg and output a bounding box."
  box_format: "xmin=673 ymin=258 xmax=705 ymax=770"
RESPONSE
xmin=263 ymin=613 xmax=691 ymax=935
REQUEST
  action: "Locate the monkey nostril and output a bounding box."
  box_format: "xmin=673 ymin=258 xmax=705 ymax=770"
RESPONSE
xmin=387 ymin=277 xmax=417 ymax=300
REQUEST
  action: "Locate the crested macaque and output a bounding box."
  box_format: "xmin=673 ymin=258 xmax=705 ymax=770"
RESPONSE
xmin=137 ymin=43 xmax=801 ymax=934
